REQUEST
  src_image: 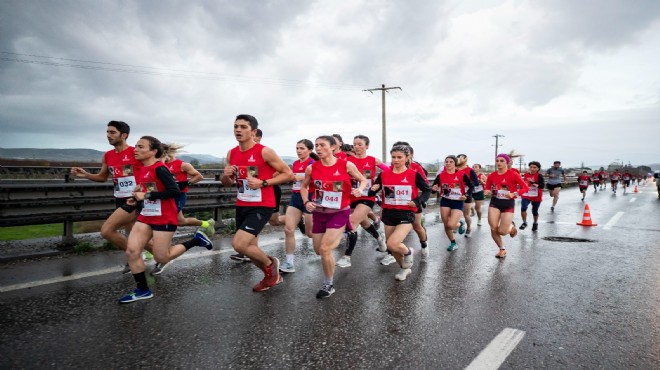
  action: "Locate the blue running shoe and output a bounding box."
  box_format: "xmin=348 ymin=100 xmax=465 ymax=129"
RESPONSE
xmin=447 ymin=242 xmax=458 ymax=252
xmin=118 ymin=288 xmax=153 ymax=304
xmin=458 ymin=220 xmax=466 ymax=235
xmin=194 ymin=230 xmax=214 ymax=250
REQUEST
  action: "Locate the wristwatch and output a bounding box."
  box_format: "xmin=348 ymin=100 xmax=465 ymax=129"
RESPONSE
xmin=262 ymin=179 xmax=269 ymax=188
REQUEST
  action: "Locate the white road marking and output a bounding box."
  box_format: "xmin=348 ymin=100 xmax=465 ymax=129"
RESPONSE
xmin=603 ymin=212 xmax=625 ymax=230
xmin=465 ymin=328 xmax=526 ymax=370
xmin=0 ymin=239 xmax=286 ymax=293
xmin=629 ymin=198 xmax=637 ymax=203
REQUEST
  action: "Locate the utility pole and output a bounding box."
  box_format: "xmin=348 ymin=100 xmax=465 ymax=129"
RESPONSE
xmin=363 ymin=84 xmax=402 ymax=161
xmin=518 ymin=156 xmax=525 ymax=172
xmin=492 ymin=134 xmax=505 ymax=161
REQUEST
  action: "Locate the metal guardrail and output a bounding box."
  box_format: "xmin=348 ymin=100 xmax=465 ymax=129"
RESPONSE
xmin=0 ymin=180 xmax=292 ymax=245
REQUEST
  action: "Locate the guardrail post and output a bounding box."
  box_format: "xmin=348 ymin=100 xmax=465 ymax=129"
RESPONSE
xmin=62 ymin=219 xmax=76 ymax=247
xmin=64 ymin=173 xmax=74 ymax=183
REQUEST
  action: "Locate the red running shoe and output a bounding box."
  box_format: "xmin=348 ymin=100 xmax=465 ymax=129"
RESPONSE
xmin=253 ymin=257 xmax=283 ymax=292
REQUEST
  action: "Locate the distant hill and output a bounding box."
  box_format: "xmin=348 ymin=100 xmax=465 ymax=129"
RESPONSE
xmin=0 ymin=148 xmax=223 ymax=165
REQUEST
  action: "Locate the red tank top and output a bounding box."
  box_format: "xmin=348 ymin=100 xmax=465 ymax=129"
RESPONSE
xmin=438 ymin=169 xmax=467 ymax=200
xmin=348 ymin=156 xmax=377 ymax=202
xmin=522 ymin=172 xmax=543 ymax=201
xmin=137 ymin=162 xmax=178 ymax=225
xmin=309 ymin=159 xmax=352 ymax=210
xmin=334 ymin=152 xmax=347 ymax=161
xmin=291 ymin=157 xmax=314 ymax=193
xmin=104 ymin=147 xmax=143 ymax=199
xmin=578 ymin=175 xmax=590 ymax=187
xmin=380 ymin=168 xmax=419 ymax=211
xmin=410 ymin=162 xmax=428 ymax=182
xmin=165 ymin=159 xmax=190 ymax=192
xmin=229 ymin=143 xmax=276 ymax=208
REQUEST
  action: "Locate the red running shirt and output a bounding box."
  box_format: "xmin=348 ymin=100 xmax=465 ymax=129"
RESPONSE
xmin=522 ymin=172 xmax=543 ymax=202
xmin=348 ymin=156 xmax=377 ymax=202
xmin=165 ymin=159 xmax=190 ymax=192
xmin=485 ymin=169 xmax=529 ymax=200
xmin=104 ymin=147 xmax=143 ymax=199
xmin=379 ymin=168 xmax=420 ymax=211
xmin=229 ymin=143 xmax=277 ymax=208
xmin=309 ymin=159 xmax=352 ymax=210
xmin=291 ymin=157 xmax=315 ymax=193
xmin=137 ymin=162 xmax=178 ymax=225
xmin=437 ymin=169 xmax=467 ymax=200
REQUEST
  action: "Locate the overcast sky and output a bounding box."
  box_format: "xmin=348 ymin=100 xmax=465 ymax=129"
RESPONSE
xmin=1 ymin=0 xmax=659 ymax=168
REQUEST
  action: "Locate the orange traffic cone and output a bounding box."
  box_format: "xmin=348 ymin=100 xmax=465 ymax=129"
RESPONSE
xmin=576 ymin=203 xmax=597 ymax=226
xmin=633 ymin=185 xmax=638 ymax=193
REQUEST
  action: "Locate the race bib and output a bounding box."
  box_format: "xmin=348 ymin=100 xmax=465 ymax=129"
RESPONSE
xmin=580 ymin=181 xmax=588 ymax=186
xmin=496 ymin=189 xmax=510 ymax=199
xmin=383 ymin=185 xmax=412 ymax=206
xmin=315 ymin=190 xmax=342 ymax=209
xmin=141 ymin=199 xmax=162 ymax=216
xmin=446 ymin=187 xmax=463 ymax=200
xmin=113 ymin=176 xmax=137 ymax=198
xmin=236 ymin=179 xmax=262 ymax=202
xmin=525 ymin=187 xmax=539 ymax=197
xmin=292 ymin=173 xmax=304 ymax=191
xmin=473 ymin=185 xmax=484 ymax=193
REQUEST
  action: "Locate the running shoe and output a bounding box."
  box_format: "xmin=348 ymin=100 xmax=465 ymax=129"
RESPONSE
xmin=316 ymin=284 xmax=335 ymax=299
xmin=230 ymin=253 xmax=251 ymax=262
xmin=118 ymin=288 xmax=153 ymax=304
xmin=335 ymin=256 xmax=352 ymax=268
xmin=373 ymin=217 xmax=381 ymax=230
xmin=421 ymin=247 xmax=429 ymax=257
xmin=458 ymin=220 xmax=466 ymax=235
xmin=395 ymin=268 xmax=412 ymax=281
xmin=380 ymin=254 xmax=396 ymax=266
xmin=193 ymin=230 xmax=214 ymax=250
xmin=279 ymin=261 xmax=295 ymax=273
xmin=253 ymin=257 xmax=283 ymax=292
xmin=297 ymin=218 xmax=306 ymax=234
xmin=151 ymin=261 xmax=171 ymax=275
xmin=465 ymin=229 xmax=472 ymax=238
xmin=121 ymin=263 xmax=131 ymax=274
xmin=550 ymin=206 xmax=555 ymax=212
xmin=202 ymin=219 xmax=216 ymax=237
xmin=496 ymin=249 xmax=507 ymax=258
xmin=532 ymin=223 xmax=538 ymax=231
xmin=401 ymin=248 xmax=414 ymax=269
xmin=477 ymin=219 xmax=482 ymax=226
xmin=376 ymin=233 xmax=387 ymax=252
xmin=142 ymin=251 xmax=154 ymax=261
xmin=447 ymin=243 xmax=458 ymax=252
xmin=519 ymin=222 xmax=527 ymax=230
xmin=509 ymin=222 xmax=518 ymax=238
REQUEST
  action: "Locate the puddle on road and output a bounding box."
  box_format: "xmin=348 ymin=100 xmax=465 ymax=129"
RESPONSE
xmin=542 ymin=236 xmax=596 ymax=243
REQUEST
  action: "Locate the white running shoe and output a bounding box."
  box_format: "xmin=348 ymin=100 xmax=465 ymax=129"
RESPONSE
xmin=395 ymin=268 xmax=412 ymax=281
xmin=376 ymin=233 xmax=387 ymax=252
xmin=380 ymin=254 xmax=396 ymax=266
xmin=421 ymin=247 xmax=429 ymax=257
xmin=477 ymin=219 xmax=482 ymax=226
xmin=335 ymin=256 xmax=352 ymax=268
xmin=465 ymin=231 xmax=472 ymax=238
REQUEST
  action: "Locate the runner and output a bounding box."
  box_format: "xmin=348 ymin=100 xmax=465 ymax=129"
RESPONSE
xmin=299 ymin=135 xmax=367 ymax=298
xmin=118 ymin=136 xmax=212 ymax=303
xmin=599 ymin=167 xmax=608 ymax=190
xmin=545 ymin=161 xmax=566 ymax=212
xmin=368 ymin=144 xmax=430 ymax=280
xmin=336 ymin=135 xmax=388 ymax=268
xmin=70 ymin=121 xmax=143 ymax=274
xmin=591 ymin=170 xmax=602 ymax=192
xmin=520 ymin=161 xmax=544 ymax=231
xmin=431 ymin=155 xmax=474 ymax=252
xmin=471 ymin=163 xmax=487 ymax=227
xmin=279 ymin=139 xmax=319 ymax=273
xmin=484 ymin=154 xmax=529 ymax=258
xmin=578 ymin=170 xmax=590 ymax=201
xmin=456 ymin=154 xmax=479 ymax=238
xmin=150 ymin=143 xmax=217 ymax=275
xmin=610 ymin=169 xmax=621 ymax=194
xmin=622 ymin=170 xmax=632 ymax=194
xmin=220 ymin=114 xmax=294 ymax=292
xmin=332 ymin=134 xmax=348 ymax=161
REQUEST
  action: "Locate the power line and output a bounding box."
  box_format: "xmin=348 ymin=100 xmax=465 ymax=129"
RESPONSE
xmin=0 ymin=51 xmax=366 ymax=91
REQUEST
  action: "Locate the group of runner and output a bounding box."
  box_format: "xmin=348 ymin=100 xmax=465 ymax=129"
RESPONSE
xmin=76 ymin=116 xmax=642 ymax=303
xmin=581 ymin=168 xmax=644 ymax=197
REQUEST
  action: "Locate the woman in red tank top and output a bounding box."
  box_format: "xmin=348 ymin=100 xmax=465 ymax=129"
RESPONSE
xmin=300 ymin=135 xmax=367 ymax=299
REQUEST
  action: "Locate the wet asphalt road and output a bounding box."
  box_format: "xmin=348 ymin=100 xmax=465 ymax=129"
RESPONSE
xmin=0 ymin=184 xmax=659 ymax=369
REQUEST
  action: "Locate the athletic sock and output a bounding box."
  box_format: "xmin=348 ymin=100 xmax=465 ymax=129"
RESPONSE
xmin=420 ymin=240 xmax=428 ymax=248
xmin=345 ymin=231 xmax=358 ymax=256
xmin=365 ymin=224 xmax=379 ymax=239
xmin=323 ymin=277 xmax=333 ymax=286
xmin=182 ymin=238 xmax=196 ymax=250
xmin=286 ymin=254 xmax=294 ymax=264
xmin=133 ymin=271 xmax=149 ymax=291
